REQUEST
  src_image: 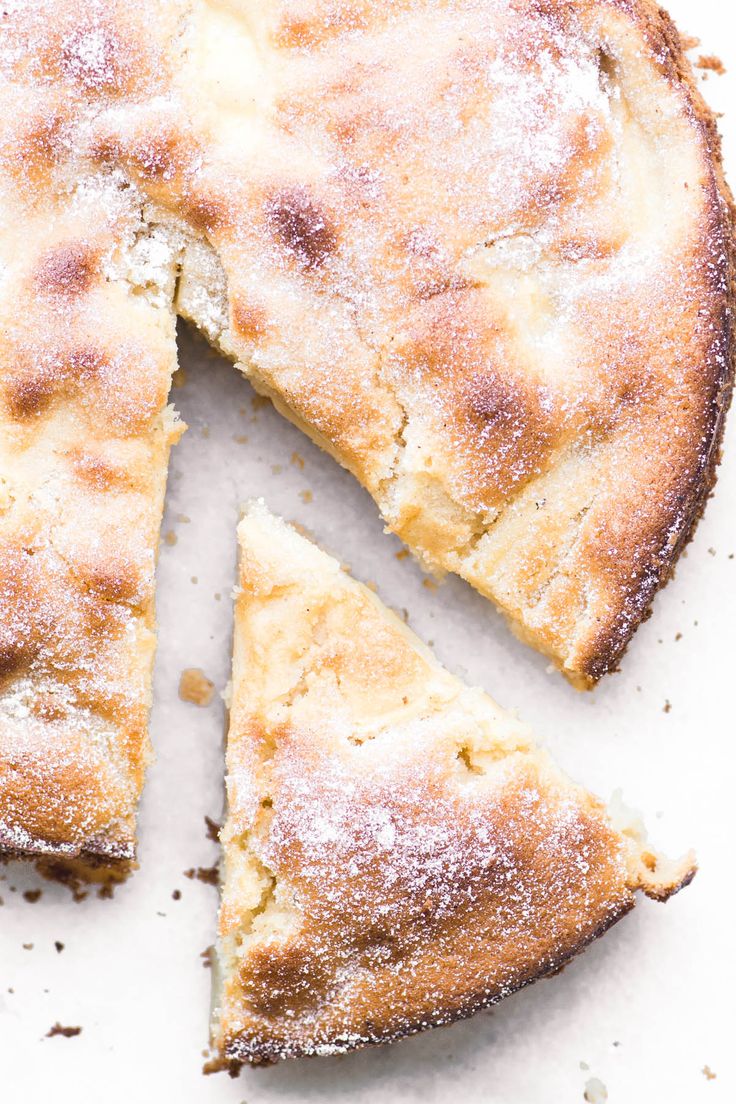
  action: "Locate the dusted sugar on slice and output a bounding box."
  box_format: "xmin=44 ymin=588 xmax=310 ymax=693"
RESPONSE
xmin=210 ymin=503 xmax=694 ymax=1069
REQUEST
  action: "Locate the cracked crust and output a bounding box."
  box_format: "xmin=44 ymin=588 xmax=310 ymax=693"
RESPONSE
xmin=0 ymin=0 xmax=732 ymax=867
xmin=209 ymin=503 xmax=695 ymax=1069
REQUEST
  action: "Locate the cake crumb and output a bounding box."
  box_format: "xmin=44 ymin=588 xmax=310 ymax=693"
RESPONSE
xmin=22 ymin=943 xmax=34 ymax=950
xmin=201 ymin=947 xmax=214 ymax=968
xmin=205 ymin=816 xmax=221 ymax=842
xmin=395 ymin=549 xmax=410 ymax=560
xmin=184 ymin=865 xmax=219 ymax=886
xmin=681 ymin=34 xmax=700 ymax=50
xmin=663 ymin=700 xmax=672 ymax=714
xmin=54 ymin=941 xmax=64 ymax=953
xmin=702 ymin=1065 xmax=717 ymax=1081
xmin=584 ymin=1077 xmax=608 ymax=1103
xmin=179 ymin=669 xmax=215 ymax=707
xmin=234 ymin=434 xmax=248 ymax=444
xmin=22 ymin=889 xmax=42 ymax=903
xmin=696 ymin=56 xmax=725 ymax=75
xmin=46 ymin=1023 xmax=81 ymax=1039
xmin=291 ymin=451 xmax=305 ymax=469
xmin=164 ymin=530 xmax=177 ymax=546
xmin=172 ymin=889 xmax=181 ymax=901
xmin=300 ymin=490 xmax=313 ymax=504
xmin=423 ymin=578 xmax=438 ymax=591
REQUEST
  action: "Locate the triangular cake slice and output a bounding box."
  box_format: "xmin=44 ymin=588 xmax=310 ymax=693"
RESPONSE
xmin=210 ymin=503 xmax=694 ymax=1069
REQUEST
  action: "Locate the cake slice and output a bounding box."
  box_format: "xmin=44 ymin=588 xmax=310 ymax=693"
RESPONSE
xmin=210 ymin=503 xmax=695 ymax=1069
xmin=0 ymin=110 xmax=183 ymax=878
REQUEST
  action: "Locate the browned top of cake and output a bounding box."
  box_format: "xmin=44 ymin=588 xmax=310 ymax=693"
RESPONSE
xmin=0 ymin=0 xmax=732 ymax=862
xmin=2 ymin=0 xmax=732 ymax=711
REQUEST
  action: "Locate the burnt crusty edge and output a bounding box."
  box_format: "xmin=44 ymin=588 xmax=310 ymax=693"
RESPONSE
xmin=0 ymin=828 xmax=135 ymax=887
xmin=574 ymin=0 xmax=736 ymax=686
xmin=207 ymin=863 xmax=695 ymax=1073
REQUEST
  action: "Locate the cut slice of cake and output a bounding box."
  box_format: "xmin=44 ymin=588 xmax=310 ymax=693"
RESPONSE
xmin=210 ymin=502 xmax=695 ymax=1069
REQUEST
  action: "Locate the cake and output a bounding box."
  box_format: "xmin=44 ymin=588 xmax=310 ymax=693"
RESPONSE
xmin=1 ymin=0 xmax=732 ymax=873
xmin=210 ymin=502 xmax=695 ymax=1069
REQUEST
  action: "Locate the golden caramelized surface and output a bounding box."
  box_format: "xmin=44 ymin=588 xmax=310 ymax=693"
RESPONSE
xmin=212 ymin=504 xmax=694 ymax=1066
xmin=0 ymin=0 xmax=733 ymax=863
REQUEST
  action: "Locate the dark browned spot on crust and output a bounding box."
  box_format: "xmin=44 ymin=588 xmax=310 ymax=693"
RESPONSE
xmin=15 ymin=113 xmax=66 ymax=183
xmin=275 ymin=9 xmax=369 ymax=50
xmin=5 ymin=347 xmax=106 ymax=421
xmin=265 ymin=190 xmax=337 ymax=269
xmin=231 ymin=300 xmax=269 ymax=343
xmin=57 ymin=23 xmax=132 ymax=97
xmin=183 ymin=193 xmax=230 ymax=235
xmin=34 ymin=243 xmax=97 ymax=299
xmin=128 ymin=131 xmax=188 ymax=182
xmin=67 ymin=347 xmax=107 ymax=380
xmin=5 ymin=373 xmax=56 ymax=420
xmin=84 ymin=563 xmax=140 ymax=604
xmin=69 ymin=451 xmax=129 ymax=493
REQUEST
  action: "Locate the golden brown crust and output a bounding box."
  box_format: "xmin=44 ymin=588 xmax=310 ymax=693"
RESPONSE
xmin=210 ymin=505 xmax=694 ymax=1069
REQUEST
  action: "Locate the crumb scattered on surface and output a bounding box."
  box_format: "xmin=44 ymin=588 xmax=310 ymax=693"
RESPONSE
xmin=675 ymin=632 xmax=682 ymax=641
xmin=681 ymin=34 xmax=701 ymax=50
xmin=205 ymin=816 xmax=221 ymax=842
xmin=54 ymin=941 xmax=64 ymax=953
xmin=179 ymin=669 xmax=215 ymax=707
xmin=184 ymin=865 xmax=219 ymax=886
xmin=395 ymin=549 xmax=410 ymax=560
xmin=191 ymin=575 xmax=198 ymax=584
xmin=172 ymin=889 xmax=181 ymax=901
xmin=707 ymin=546 xmax=717 ymax=556
xmin=299 ymin=489 xmax=313 ymax=504
xmin=702 ymin=1066 xmax=717 ymax=1081
xmin=22 ymin=943 xmax=34 ymax=950
xmin=234 ymin=434 xmax=248 ymax=444
xmin=423 ymin=578 xmax=438 ymax=591
xmin=214 ymin=592 xmax=222 ymax=601
xmin=584 ymin=1077 xmax=608 ymax=1103
xmin=22 ymin=889 xmax=42 ymax=903
xmin=46 ymin=1023 xmax=82 ymax=1039
xmin=291 ymin=450 xmax=305 ymax=469
xmin=663 ymin=700 xmax=672 ymax=714
xmin=697 ymin=55 xmax=725 ymax=75
xmin=164 ymin=530 xmax=177 ymax=546
xmin=177 ymin=513 xmax=191 ymax=524
xmin=201 ymin=947 xmax=213 ymax=969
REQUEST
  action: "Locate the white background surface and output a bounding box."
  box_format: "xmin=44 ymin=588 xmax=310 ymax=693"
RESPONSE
xmin=1 ymin=3 xmax=735 ymax=1101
